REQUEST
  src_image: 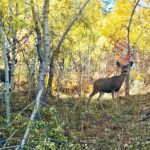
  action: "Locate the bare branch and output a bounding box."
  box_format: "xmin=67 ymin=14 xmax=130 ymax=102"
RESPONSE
xmin=127 ymin=0 xmax=140 ymax=53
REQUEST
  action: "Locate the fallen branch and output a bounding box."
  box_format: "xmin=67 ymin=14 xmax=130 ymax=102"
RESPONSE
xmin=2 ymin=129 xmax=18 ymax=148
xmin=0 ymin=100 xmax=35 ymax=130
xmin=16 ymin=88 xmax=43 ymax=150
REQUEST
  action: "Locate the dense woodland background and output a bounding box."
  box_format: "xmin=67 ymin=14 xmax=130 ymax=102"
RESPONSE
xmin=0 ymin=0 xmax=150 ymax=149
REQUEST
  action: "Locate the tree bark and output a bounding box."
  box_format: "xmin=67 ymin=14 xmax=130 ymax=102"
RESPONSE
xmin=31 ymin=0 xmax=43 ymax=64
xmin=0 ymin=21 xmax=10 ymax=124
xmin=125 ymin=0 xmax=140 ymax=97
xmin=78 ymin=50 xmax=82 ymax=97
xmin=10 ymin=3 xmax=18 ymax=90
xmin=56 ymin=59 xmax=64 ymax=100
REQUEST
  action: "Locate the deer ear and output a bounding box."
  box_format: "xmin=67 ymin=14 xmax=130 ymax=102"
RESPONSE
xmin=116 ymin=61 xmax=121 ymax=67
xmin=129 ymin=61 xmax=133 ymax=67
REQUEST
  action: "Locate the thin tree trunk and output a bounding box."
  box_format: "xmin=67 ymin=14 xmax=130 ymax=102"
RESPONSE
xmin=78 ymin=50 xmax=82 ymax=97
xmin=87 ymin=35 xmax=91 ymax=81
xmin=56 ymin=60 xmax=64 ymax=100
xmin=46 ymin=0 xmax=90 ymax=98
xmin=31 ymin=0 xmax=43 ymax=64
xmin=28 ymin=47 xmax=37 ymax=99
xmin=10 ymin=3 xmax=18 ymax=90
xmin=46 ymin=57 xmax=54 ymax=97
xmin=25 ymin=0 xmax=36 ymax=99
xmin=125 ymin=0 xmax=140 ymax=97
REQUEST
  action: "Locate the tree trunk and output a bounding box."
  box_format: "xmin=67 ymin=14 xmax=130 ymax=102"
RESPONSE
xmin=125 ymin=0 xmax=140 ymax=97
xmin=46 ymin=58 xmax=54 ymax=97
xmin=10 ymin=3 xmax=18 ymax=90
xmin=27 ymin=48 xmax=37 ymax=99
xmin=31 ymin=0 xmax=43 ymax=64
xmin=87 ymin=42 xmax=91 ymax=81
xmin=25 ymin=0 xmax=36 ymax=99
xmin=78 ymin=50 xmax=82 ymax=97
xmin=56 ymin=59 xmax=64 ymax=100
xmin=0 ymin=22 xmax=10 ymax=124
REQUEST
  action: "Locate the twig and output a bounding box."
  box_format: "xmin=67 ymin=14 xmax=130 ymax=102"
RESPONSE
xmin=40 ymin=101 xmax=50 ymax=106
xmin=138 ymin=3 xmax=150 ymax=9
xmin=16 ymin=88 xmax=43 ymax=150
xmin=0 ymin=145 xmax=19 ymax=150
xmin=2 ymin=130 xmax=18 ymax=148
xmin=127 ymin=0 xmax=140 ymax=53
xmin=0 ymin=100 xmax=35 ymax=129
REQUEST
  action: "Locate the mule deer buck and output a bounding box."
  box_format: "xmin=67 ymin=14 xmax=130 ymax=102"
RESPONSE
xmin=87 ymin=61 xmax=133 ymax=107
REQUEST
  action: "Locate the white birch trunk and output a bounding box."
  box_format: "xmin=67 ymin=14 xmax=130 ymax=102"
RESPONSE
xmin=17 ymin=0 xmax=50 ymax=149
xmin=0 ymin=22 xmax=10 ymax=124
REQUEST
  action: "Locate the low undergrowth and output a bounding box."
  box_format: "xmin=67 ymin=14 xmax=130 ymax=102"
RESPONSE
xmin=0 ymin=93 xmax=150 ymax=149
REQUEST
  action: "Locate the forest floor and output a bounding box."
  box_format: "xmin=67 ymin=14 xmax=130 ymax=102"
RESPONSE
xmin=0 ymin=93 xmax=150 ymax=149
xmin=54 ymin=93 xmax=150 ymax=150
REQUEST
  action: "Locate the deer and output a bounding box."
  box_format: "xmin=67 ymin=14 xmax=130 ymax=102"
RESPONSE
xmin=87 ymin=61 xmax=133 ymax=108
xmin=0 ymin=69 xmax=11 ymax=83
xmin=0 ymin=69 xmax=11 ymax=105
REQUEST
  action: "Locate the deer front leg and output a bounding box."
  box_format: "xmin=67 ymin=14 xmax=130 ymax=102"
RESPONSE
xmin=116 ymin=92 xmax=119 ymax=111
xmin=112 ymin=91 xmax=119 ymax=109
xmin=112 ymin=91 xmax=115 ymax=100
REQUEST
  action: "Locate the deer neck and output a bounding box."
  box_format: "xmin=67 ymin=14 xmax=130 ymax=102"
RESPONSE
xmin=118 ymin=73 xmax=127 ymax=83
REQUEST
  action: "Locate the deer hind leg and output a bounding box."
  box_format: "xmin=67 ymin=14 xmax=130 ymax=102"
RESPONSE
xmin=87 ymin=90 xmax=98 ymax=105
xmin=97 ymin=92 xmax=104 ymax=110
xmin=97 ymin=92 xmax=104 ymax=101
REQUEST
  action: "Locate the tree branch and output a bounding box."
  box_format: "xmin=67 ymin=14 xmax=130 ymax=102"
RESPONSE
xmin=52 ymin=0 xmax=90 ymax=60
xmin=127 ymin=0 xmax=140 ymax=53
